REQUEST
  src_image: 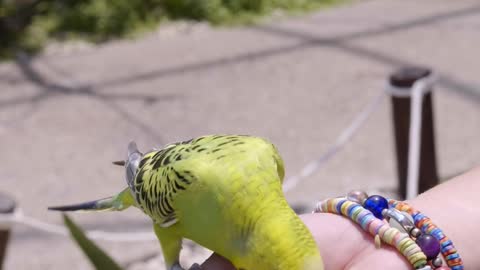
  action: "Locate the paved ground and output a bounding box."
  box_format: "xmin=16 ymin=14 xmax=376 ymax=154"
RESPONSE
xmin=1 ymin=0 xmax=479 ymax=269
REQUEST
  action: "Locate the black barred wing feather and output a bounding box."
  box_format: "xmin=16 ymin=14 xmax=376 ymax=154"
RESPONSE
xmin=133 ymin=147 xmax=195 ymax=227
xmin=132 ymin=135 xmax=284 ymax=227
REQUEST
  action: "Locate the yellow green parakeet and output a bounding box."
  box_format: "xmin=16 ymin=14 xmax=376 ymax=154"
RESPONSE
xmin=49 ymin=135 xmax=323 ymax=270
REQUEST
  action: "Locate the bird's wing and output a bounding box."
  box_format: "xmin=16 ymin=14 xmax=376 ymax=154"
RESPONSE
xmin=132 ymin=135 xmax=285 ymax=227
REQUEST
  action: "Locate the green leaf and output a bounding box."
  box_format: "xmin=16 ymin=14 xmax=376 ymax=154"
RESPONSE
xmin=63 ymin=214 xmax=124 ymax=270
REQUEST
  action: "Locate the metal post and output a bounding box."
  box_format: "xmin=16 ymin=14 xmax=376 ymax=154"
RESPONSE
xmin=0 ymin=193 xmax=16 ymax=270
xmin=389 ymin=67 xmax=440 ymax=199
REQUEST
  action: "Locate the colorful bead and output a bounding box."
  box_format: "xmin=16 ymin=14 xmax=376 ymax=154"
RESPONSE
xmin=432 ymin=257 xmax=443 ymax=267
xmin=316 ymin=198 xmax=427 ymax=268
xmin=416 ymin=266 xmax=432 ymax=270
xmin=373 ymin=234 xmax=381 ymax=248
xmin=364 ymin=195 xmax=389 ymax=219
xmin=416 ymin=234 xmax=441 ymax=260
xmin=385 ymin=208 xmax=415 ymax=233
xmin=316 ymin=195 xmax=463 ymax=270
xmin=346 ymin=190 xmax=368 ymax=204
xmin=410 ymin=227 xmax=422 ymax=238
xmin=390 ymin=200 xmax=463 ymax=269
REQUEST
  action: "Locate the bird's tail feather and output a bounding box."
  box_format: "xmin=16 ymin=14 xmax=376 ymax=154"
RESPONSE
xmin=48 ymin=187 xmax=135 ymax=212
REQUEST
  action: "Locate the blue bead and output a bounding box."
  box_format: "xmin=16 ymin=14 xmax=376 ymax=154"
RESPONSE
xmin=446 ymin=253 xmax=459 ymax=260
xmin=430 ymin=228 xmax=442 ymax=237
xmin=363 ymin=195 xmax=389 ymax=219
xmin=348 ymin=204 xmax=360 ymax=217
xmin=441 ymin=239 xmax=453 ymax=248
xmin=414 ymin=213 xmax=425 ymax=222
xmin=360 ymin=214 xmax=374 ymax=230
xmin=336 ymin=200 xmax=346 ymax=214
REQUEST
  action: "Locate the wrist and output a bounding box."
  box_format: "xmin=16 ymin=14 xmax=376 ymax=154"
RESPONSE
xmin=302 ymin=213 xmax=411 ymax=269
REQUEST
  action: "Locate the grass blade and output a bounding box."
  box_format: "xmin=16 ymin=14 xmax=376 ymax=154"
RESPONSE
xmin=63 ymin=214 xmax=124 ymax=270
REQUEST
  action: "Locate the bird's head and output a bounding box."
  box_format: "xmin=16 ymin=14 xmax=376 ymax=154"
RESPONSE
xmin=112 ymin=141 xmax=144 ymax=194
xmin=48 ymin=141 xmax=143 ymax=212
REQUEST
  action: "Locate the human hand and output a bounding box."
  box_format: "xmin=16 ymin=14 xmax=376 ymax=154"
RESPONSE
xmin=200 ymin=167 xmax=480 ymax=269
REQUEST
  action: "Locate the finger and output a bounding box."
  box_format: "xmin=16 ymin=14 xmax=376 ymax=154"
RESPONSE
xmin=200 ymin=253 xmax=236 ymax=270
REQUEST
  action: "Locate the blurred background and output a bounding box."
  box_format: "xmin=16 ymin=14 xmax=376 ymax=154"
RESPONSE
xmin=0 ymin=0 xmax=479 ymax=269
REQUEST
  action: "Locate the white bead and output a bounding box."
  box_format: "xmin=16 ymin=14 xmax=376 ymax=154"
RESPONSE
xmin=346 ymin=190 xmax=368 ymax=204
xmin=386 ymin=208 xmax=414 ymax=233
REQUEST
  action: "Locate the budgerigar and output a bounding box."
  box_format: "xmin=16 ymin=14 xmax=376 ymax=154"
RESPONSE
xmin=49 ymin=135 xmax=323 ymax=270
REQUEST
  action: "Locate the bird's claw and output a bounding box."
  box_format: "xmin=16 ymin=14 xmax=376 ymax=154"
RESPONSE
xmin=170 ymin=263 xmax=185 ymax=270
xmin=169 ymin=262 xmax=202 ymax=270
xmin=188 ymin=263 xmax=202 ymax=270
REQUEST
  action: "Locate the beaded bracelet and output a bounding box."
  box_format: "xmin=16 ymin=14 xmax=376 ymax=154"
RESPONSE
xmin=314 ymin=191 xmax=463 ymax=270
xmin=389 ymin=200 xmax=463 ymax=270
xmin=315 ymin=198 xmax=428 ymax=269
